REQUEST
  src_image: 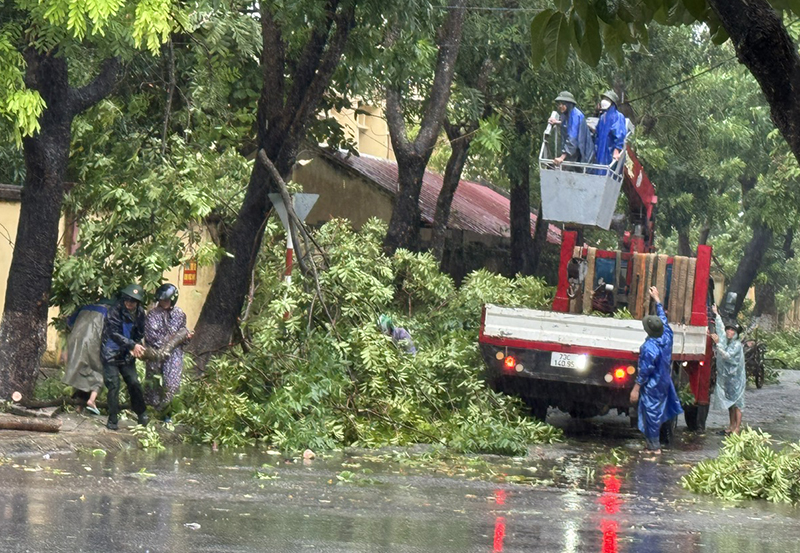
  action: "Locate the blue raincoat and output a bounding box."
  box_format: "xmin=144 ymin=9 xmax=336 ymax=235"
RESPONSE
xmin=711 ymin=314 xmax=745 ymax=410
xmin=637 ymin=302 xmax=683 ymax=442
xmin=594 ymin=105 xmax=627 ymax=166
xmin=558 ymin=105 xmax=595 ymax=163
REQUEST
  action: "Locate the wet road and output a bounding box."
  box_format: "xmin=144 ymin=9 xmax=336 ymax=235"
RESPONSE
xmin=2 ymin=372 xmax=800 ymax=553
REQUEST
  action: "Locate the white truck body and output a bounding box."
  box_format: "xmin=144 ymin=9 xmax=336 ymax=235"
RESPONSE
xmin=482 ymin=304 xmax=708 ymax=359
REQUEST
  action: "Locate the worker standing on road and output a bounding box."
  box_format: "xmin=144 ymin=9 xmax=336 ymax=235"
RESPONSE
xmin=102 ymin=284 xmax=149 ymax=431
xmin=594 ymin=90 xmax=627 ymax=166
xmin=547 ymin=91 xmax=594 ymax=166
xmin=630 ymin=286 xmax=683 ymax=454
xmin=709 ymin=305 xmax=745 ymax=435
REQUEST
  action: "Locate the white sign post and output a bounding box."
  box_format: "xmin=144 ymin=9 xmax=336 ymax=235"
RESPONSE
xmin=268 ymin=193 xmax=318 ymax=284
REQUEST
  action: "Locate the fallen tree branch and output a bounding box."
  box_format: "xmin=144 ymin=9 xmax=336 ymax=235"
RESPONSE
xmin=0 ymin=414 xmax=62 ymax=433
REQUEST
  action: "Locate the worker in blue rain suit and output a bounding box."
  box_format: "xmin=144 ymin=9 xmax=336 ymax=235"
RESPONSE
xmin=709 ymin=304 xmax=746 ymax=435
xmin=629 ymin=286 xmax=683 ymax=454
xmin=594 ymin=90 xmax=627 ymax=166
xmin=547 ymin=91 xmax=594 ymax=166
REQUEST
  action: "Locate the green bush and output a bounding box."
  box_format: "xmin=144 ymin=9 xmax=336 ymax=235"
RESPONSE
xmin=681 ymin=428 xmax=800 ymax=503
xmin=177 ymin=218 xmax=561 ymax=454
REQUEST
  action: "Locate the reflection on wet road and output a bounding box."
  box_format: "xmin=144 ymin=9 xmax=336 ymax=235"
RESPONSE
xmin=3 ymin=373 xmax=800 ymax=552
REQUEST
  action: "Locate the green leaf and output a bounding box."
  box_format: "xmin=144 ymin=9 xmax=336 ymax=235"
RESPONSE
xmin=543 ymin=11 xmax=573 ymax=72
xmin=602 ymin=21 xmax=624 ymax=64
xmin=555 ymin=0 xmax=571 ymax=12
xmin=530 ymin=9 xmax=555 ymax=68
xmin=594 ymin=0 xmax=619 ymax=24
xmin=710 ymin=24 xmax=729 ymax=45
xmin=680 ymin=0 xmax=707 ymax=20
xmin=578 ymin=9 xmax=602 ymax=66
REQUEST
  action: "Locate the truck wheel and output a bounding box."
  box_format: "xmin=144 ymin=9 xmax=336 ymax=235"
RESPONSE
xmin=568 ymin=403 xmax=601 ymax=419
xmin=524 ymin=398 xmax=548 ymax=422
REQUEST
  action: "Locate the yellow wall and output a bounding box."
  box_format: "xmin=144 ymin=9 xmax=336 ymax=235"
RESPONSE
xmin=292 ymin=152 xmax=395 ymax=230
xmin=161 ymin=254 xmax=216 ymax=330
xmin=328 ymin=103 xmax=395 ymax=161
xmin=0 ymin=198 xmax=63 ymax=358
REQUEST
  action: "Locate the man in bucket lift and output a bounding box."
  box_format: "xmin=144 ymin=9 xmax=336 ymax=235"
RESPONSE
xmin=594 ymin=90 xmax=627 ymax=166
xmin=547 ymin=91 xmax=594 ymax=167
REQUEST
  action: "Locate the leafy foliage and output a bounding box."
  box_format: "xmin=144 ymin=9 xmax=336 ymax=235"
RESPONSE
xmin=682 ymin=428 xmax=800 ymax=503
xmin=130 ymin=424 xmax=166 ymax=451
xmin=178 ymin=218 xmax=561 ymax=455
xmin=530 ymin=0 xmax=800 ymax=71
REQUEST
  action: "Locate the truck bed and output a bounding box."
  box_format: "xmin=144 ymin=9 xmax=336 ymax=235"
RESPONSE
xmin=480 ymin=304 xmax=708 ymax=360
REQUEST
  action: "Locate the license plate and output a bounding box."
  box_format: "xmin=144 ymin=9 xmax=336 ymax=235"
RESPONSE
xmin=550 ymin=352 xmax=587 ymax=370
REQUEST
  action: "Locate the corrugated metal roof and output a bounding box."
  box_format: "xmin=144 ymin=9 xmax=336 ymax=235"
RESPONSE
xmin=323 ymin=151 xmax=561 ymax=244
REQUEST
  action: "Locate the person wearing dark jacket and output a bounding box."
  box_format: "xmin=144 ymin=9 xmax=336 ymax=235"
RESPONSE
xmin=102 ymin=284 xmax=149 ymax=430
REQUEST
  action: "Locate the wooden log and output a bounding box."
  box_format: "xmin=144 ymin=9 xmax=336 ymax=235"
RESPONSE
xmin=0 ymin=414 xmax=62 ymax=433
xmin=655 ymin=254 xmax=668 ymax=302
xmin=642 ymin=253 xmax=654 ymax=316
xmin=683 ymin=258 xmax=697 ymax=325
xmin=635 ymin=253 xmax=647 ymax=319
xmin=583 ymin=247 xmax=597 ymax=314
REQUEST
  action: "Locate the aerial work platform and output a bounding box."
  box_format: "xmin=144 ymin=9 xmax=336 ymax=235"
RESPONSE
xmin=538 ymin=112 xmax=629 ymax=230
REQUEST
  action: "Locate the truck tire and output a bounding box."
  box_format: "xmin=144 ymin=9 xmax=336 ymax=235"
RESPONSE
xmin=524 ymin=398 xmax=548 ymax=422
xmin=568 ymin=403 xmax=601 ymax=419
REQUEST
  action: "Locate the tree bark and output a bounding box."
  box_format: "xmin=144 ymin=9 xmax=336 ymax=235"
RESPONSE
xmin=431 ymin=122 xmax=473 ymax=263
xmin=754 ymin=283 xmax=777 ymax=319
xmin=187 ymin=1 xmax=356 ymax=369
xmin=707 ymin=0 xmax=800 ymax=165
xmin=722 ymin=223 xmax=773 ymax=317
xmin=382 ymin=0 xmax=466 ymax=254
xmin=507 ymin=113 xmax=534 ymax=276
xmin=677 ymin=230 xmax=692 ymax=256
xmin=529 ymin=201 xmax=547 ymax=276
xmin=0 ymin=414 xmax=61 ymax=433
xmin=0 ymin=51 xmax=118 ymax=401
xmin=698 ymin=220 xmax=711 ymax=247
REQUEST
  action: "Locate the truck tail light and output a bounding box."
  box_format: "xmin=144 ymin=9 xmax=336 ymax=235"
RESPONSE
xmin=614 ymin=368 xmax=626 ymax=380
xmin=504 ymin=355 xmax=517 ymax=370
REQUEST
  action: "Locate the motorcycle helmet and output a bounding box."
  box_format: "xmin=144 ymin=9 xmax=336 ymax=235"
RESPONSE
xmin=155 ymin=283 xmax=179 ymax=307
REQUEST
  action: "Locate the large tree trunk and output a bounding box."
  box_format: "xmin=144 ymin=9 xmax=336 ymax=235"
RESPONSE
xmin=0 ymin=51 xmax=117 ymax=401
xmin=431 ymin=122 xmax=473 ymax=263
xmin=708 ymin=0 xmax=800 ymax=165
xmin=722 ymin=223 xmax=773 ymax=317
xmin=507 ymin=114 xmax=534 ymax=275
xmin=187 ymin=2 xmax=355 ymax=368
xmin=382 ymin=0 xmax=466 ymax=254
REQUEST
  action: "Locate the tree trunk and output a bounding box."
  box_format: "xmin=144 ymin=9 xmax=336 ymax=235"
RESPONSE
xmin=382 ymin=0 xmax=466 ymax=254
xmin=722 ymin=223 xmax=773 ymax=317
xmin=698 ymin=220 xmax=711 ymax=246
xmin=431 ymin=122 xmax=473 ymax=263
xmin=187 ymin=2 xmax=355 ymax=369
xmin=708 ymin=0 xmax=800 ymax=165
xmin=754 ymin=283 xmax=778 ymax=319
xmin=529 ymin=201 xmax=547 ymax=276
xmin=0 ymin=51 xmax=117 ymax=401
xmin=677 ymin=230 xmax=692 ymax=256
xmin=507 ymin=115 xmax=534 ymax=276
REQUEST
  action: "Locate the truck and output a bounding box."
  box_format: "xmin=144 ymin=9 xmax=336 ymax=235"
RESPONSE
xmin=479 ymin=132 xmax=714 ymax=431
